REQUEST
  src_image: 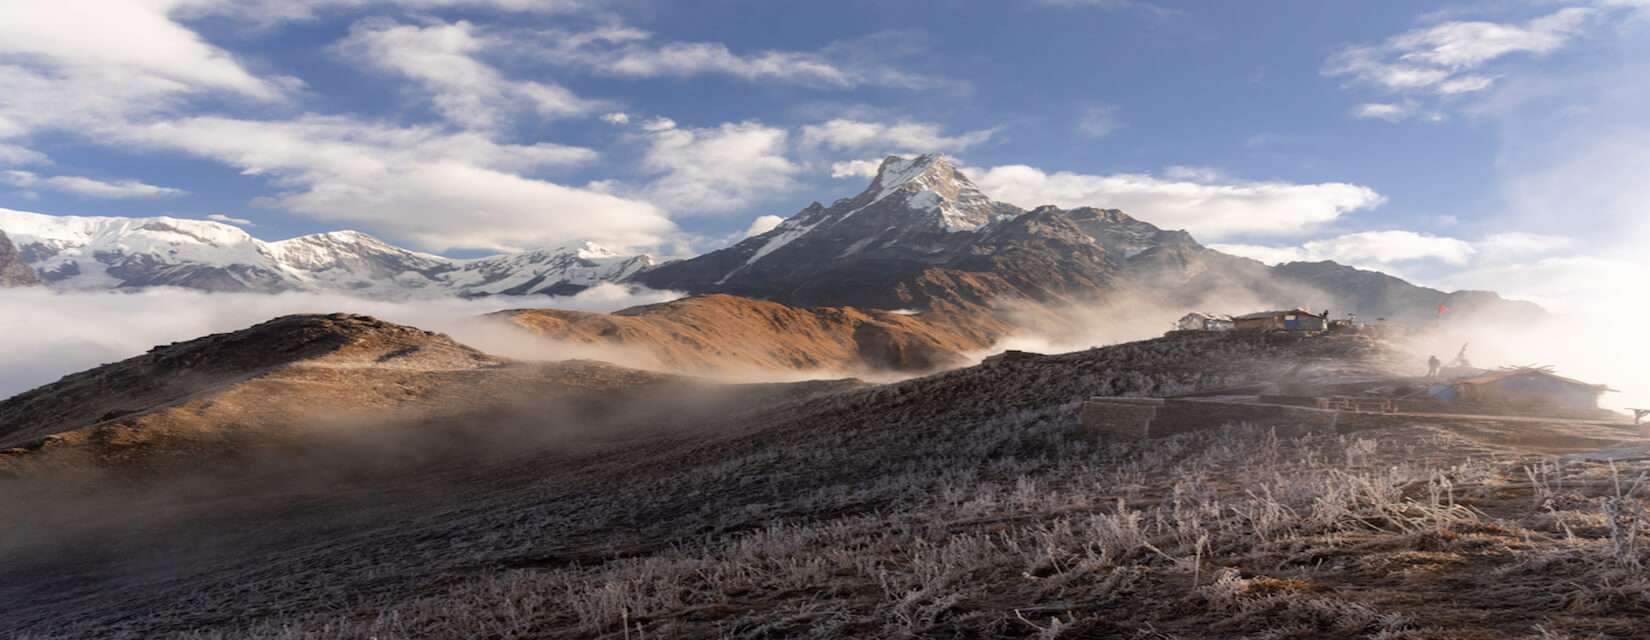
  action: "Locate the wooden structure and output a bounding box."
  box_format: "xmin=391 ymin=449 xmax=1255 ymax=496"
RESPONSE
xmin=1314 ymin=396 xmax=1397 ymax=414
xmin=1173 ymin=312 xmax=1235 ymax=332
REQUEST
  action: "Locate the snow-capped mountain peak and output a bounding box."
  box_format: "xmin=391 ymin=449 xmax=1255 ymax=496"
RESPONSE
xmin=871 ymin=154 xmax=963 ymax=199
xmin=567 ymin=240 xmax=621 ymax=261
xmin=856 ymin=154 xmax=1016 ymax=233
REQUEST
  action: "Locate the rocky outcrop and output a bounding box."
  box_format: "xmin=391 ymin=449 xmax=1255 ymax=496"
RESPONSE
xmin=0 ymin=229 xmax=40 ymax=287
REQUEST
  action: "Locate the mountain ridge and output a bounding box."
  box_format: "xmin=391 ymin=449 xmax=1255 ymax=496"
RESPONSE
xmin=0 ymin=208 xmax=654 ymax=297
xmin=0 ymin=157 xmax=1542 ymax=330
xmin=639 ymin=154 xmax=1542 ymax=327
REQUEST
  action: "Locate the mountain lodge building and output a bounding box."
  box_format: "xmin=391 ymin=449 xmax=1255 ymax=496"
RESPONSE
xmin=1233 ymin=309 xmax=1328 ymax=332
xmin=1442 ymin=368 xmax=1615 ymax=413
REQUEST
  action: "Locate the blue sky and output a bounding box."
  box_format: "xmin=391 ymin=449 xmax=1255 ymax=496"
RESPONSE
xmin=2 ymin=0 xmax=1647 ymax=309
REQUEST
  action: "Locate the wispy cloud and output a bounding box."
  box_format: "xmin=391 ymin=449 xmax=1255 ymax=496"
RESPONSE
xmin=799 ymin=119 xmax=997 ymax=153
xmin=1075 ymin=105 xmax=1122 ymax=138
xmin=1327 ymin=8 xmax=1593 ymax=96
xmin=333 ymin=18 xmax=603 ymax=131
xmin=528 ymin=24 xmax=957 ymax=90
xmin=206 ymin=213 xmax=256 ymax=226
xmin=1324 ymin=6 xmax=1611 ymax=120
xmin=118 ymin=115 xmax=671 ymax=252
xmin=1350 ymin=101 xmax=1444 ymax=123
xmin=187 ymin=0 xmax=597 ymax=24
xmin=635 ymin=119 xmax=801 ymax=216
xmin=1 ymin=170 xmax=185 ymax=199
xmin=1036 ymin=0 xmax=1179 ymax=19
xmin=0 ymin=144 xmax=48 ymax=167
xmin=1 ymin=1 xmax=293 ymax=102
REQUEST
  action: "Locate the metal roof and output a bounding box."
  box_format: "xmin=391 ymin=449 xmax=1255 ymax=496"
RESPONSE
xmin=1453 ymin=367 xmax=1616 ymax=392
xmin=1234 ymin=308 xmax=1317 ymax=320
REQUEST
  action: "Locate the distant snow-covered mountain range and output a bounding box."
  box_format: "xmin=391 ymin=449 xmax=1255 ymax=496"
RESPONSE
xmin=0 ymin=209 xmax=656 ymax=298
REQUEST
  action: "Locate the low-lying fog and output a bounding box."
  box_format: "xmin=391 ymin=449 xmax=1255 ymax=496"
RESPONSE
xmin=0 ymin=283 xmax=682 ymax=398
xmin=2 ymin=281 xmax=1643 ymax=412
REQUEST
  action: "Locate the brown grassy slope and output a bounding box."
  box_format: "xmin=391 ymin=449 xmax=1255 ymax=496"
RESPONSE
xmin=6 ymin=331 xmax=1649 ymax=639
xmin=0 ymin=313 xmax=690 ymax=476
xmin=496 ymin=293 xmax=999 ymax=373
xmin=0 ymin=313 xmax=501 ymax=447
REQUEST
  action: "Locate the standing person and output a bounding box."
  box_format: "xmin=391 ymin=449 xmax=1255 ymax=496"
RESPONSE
xmin=1427 ymin=355 xmax=1441 ymax=378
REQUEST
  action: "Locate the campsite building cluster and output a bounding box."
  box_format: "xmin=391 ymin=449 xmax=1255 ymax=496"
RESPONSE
xmin=1168 ymin=309 xmax=1617 ymax=417
xmin=1174 ymin=309 xmax=1343 ymax=334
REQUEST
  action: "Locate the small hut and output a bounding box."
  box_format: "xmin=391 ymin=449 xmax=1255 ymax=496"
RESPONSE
xmin=1444 ymin=367 xmax=1614 ymax=413
xmin=1233 ymin=309 xmax=1327 ymax=332
xmin=1173 ymin=312 xmax=1235 ymax=332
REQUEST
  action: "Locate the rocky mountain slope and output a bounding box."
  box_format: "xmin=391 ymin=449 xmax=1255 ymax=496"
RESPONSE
xmin=0 ymin=208 xmax=654 ymax=297
xmin=496 ymin=294 xmax=985 ymax=374
xmin=640 ymin=154 xmax=1541 ymax=326
xmin=0 ymin=228 xmax=40 ymax=287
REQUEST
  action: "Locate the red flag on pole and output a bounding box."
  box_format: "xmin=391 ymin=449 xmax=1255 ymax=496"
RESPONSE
xmin=1437 ymin=303 xmax=1448 ymax=317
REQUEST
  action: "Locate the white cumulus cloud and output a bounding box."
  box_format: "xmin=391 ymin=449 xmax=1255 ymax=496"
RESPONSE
xmin=830 ymin=159 xmax=882 ymax=179
xmin=638 ymin=121 xmax=800 ymax=215
xmin=1213 ymin=230 xmax=1478 ymax=267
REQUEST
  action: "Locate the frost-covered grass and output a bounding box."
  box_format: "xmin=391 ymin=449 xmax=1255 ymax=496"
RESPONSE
xmin=8 ymin=332 xmax=1646 ymax=639
xmin=23 ymin=421 xmax=1650 ymax=640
